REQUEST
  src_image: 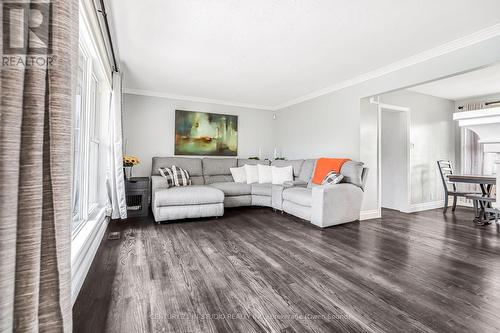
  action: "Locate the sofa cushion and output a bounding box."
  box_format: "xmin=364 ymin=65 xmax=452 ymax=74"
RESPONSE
xmin=204 ymin=175 xmax=234 ymax=185
xmin=282 ymin=187 xmax=312 ymax=207
xmin=152 ymin=157 xmax=202 ymax=175
xmin=298 ymin=159 xmax=316 ymax=183
xmin=209 ymin=182 xmax=252 ymax=196
xmin=271 ymin=159 xmax=304 ymax=177
xmin=340 ymin=161 xmax=365 ymax=188
xmin=252 ymin=195 xmax=272 ymax=207
xmin=203 ymin=158 xmax=237 ymax=184
xmin=224 ymin=195 xmax=252 ymax=207
xmin=237 ymin=158 xmax=270 ymax=166
xmin=155 ymin=186 xmax=224 ymax=207
xmin=251 ymin=183 xmax=272 ymax=196
xmin=283 ymin=201 xmax=311 ymax=221
xmin=282 ymin=180 xmax=308 ymax=188
xmin=152 ymin=157 xmax=204 ymax=185
xmin=202 ymin=158 xmax=237 ymax=176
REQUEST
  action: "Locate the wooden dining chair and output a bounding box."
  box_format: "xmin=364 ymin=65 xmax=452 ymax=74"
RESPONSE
xmin=437 ymin=160 xmax=480 ymax=213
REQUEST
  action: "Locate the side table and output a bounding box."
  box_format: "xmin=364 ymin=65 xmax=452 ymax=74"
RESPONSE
xmin=125 ymin=177 xmax=150 ymax=217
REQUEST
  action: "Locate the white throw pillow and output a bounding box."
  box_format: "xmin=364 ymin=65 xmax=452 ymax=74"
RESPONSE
xmin=258 ymin=164 xmax=273 ymax=184
xmin=230 ymin=166 xmax=247 ymax=183
xmin=272 ymin=165 xmax=293 ymax=185
xmin=244 ymin=164 xmax=259 ymax=184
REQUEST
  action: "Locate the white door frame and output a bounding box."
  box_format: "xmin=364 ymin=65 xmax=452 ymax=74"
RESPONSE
xmin=370 ymin=97 xmax=412 ymax=214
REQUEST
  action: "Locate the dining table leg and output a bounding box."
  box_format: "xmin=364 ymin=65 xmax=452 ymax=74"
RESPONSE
xmin=479 ymin=184 xmax=490 ymax=196
xmin=475 ymin=184 xmax=494 ymax=225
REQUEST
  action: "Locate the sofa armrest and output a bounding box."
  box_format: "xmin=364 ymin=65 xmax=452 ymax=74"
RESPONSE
xmin=311 ymin=183 xmax=363 ymax=228
xmin=151 ymin=176 xmax=169 ymax=207
xmin=282 ymin=180 xmax=308 ymax=188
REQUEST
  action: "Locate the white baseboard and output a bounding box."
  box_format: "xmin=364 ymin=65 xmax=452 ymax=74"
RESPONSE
xmin=360 ymin=209 xmax=381 ymax=220
xmin=408 ymin=201 xmax=444 ymax=213
xmin=404 ymin=200 xmax=450 ymax=213
xmin=71 ymin=208 xmax=109 ymax=305
xmin=363 ymin=199 xmax=471 ymax=219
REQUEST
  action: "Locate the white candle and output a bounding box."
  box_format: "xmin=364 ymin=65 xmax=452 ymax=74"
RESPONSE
xmin=258 ymin=148 xmax=262 ymax=160
xmin=274 ymin=148 xmax=277 ymax=159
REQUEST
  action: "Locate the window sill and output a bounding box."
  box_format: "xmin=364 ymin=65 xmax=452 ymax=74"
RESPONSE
xmin=71 ymin=205 xmax=109 ymax=305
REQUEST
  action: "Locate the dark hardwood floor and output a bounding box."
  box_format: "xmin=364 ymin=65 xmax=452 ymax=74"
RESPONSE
xmin=73 ymin=207 xmax=500 ymax=333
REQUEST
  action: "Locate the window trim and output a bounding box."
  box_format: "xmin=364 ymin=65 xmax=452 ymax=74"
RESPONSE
xmin=72 ymin=44 xmax=91 ymax=233
xmin=72 ymin=8 xmax=112 ymax=238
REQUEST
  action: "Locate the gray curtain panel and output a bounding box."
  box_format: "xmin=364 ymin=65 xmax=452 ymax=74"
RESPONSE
xmin=0 ymin=0 xmax=78 ymax=332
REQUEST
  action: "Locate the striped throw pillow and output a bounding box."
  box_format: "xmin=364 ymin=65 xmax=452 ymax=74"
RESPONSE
xmin=322 ymin=171 xmax=344 ymax=186
xmin=158 ymin=165 xmax=192 ymax=187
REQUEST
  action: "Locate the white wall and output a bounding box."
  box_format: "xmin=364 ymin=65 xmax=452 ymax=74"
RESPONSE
xmin=274 ymin=90 xmax=361 ymax=159
xmin=359 ymin=98 xmax=378 ymax=212
xmin=122 ymin=94 xmax=276 ymax=177
xmin=361 ymin=91 xmax=456 ymax=212
xmin=275 ymin=36 xmax=500 ymax=214
xmin=381 ymin=111 xmax=407 ymax=210
xmin=380 ymin=90 xmax=456 ymax=206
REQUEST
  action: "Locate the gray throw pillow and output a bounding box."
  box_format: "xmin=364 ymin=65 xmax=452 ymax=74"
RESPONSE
xmin=340 ymin=161 xmax=364 ymax=188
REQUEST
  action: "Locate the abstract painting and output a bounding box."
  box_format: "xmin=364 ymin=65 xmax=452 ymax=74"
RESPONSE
xmin=174 ymin=110 xmax=238 ymax=156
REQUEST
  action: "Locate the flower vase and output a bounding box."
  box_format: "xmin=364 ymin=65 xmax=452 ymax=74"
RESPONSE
xmin=124 ymin=166 xmax=133 ymax=179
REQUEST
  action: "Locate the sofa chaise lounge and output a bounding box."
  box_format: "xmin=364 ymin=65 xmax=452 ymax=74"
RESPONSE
xmin=151 ymin=157 xmax=368 ymax=228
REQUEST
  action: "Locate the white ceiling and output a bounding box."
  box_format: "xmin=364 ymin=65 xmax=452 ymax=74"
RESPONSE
xmin=407 ymin=63 xmax=500 ymax=101
xmin=108 ymin=0 xmax=500 ymax=109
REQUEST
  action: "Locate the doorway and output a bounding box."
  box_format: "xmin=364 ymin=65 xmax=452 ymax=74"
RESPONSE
xmin=373 ymin=99 xmax=411 ymax=214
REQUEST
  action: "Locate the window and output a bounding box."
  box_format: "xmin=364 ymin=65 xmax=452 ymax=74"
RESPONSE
xmin=71 ymin=16 xmax=111 ymax=234
xmin=88 ymin=74 xmax=100 ymax=215
xmin=72 ymin=47 xmax=88 ymax=230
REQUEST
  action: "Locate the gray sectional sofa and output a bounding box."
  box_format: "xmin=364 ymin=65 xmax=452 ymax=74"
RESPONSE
xmin=151 ymin=157 xmax=368 ymax=228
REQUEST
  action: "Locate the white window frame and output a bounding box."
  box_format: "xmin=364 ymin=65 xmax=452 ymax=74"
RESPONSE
xmin=72 ymin=8 xmax=111 ymax=236
xmin=72 ymin=0 xmax=114 ymax=305
xmin=72 ymin=44 xmax=91 ymax=232
xmin=87 ymin=72 xmax=100 ymax=216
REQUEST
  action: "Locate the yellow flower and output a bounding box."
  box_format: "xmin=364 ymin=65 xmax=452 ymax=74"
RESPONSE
xmin=123 ymin=155 xmax=140 ymax=166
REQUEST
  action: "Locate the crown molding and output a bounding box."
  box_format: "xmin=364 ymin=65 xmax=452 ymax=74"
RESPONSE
xmin=273 ymin=22 xmax=500 ymax=110
xmin=123 ymin=88 xmax=274 ymax=111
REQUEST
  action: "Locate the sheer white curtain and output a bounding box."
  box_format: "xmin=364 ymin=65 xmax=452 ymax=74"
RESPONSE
xmin=106 ymin=72 xmax=127 ymax=219
xmin=462 ymin=128 xmax=483 ymax=175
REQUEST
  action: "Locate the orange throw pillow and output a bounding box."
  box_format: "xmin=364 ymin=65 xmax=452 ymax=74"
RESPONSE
xmin=312 ymin=158 xmax=351 ymax=184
